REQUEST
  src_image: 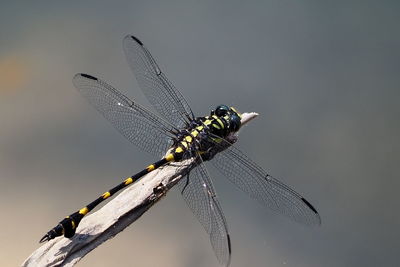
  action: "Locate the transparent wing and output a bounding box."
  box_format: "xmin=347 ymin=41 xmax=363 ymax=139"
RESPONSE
xmin=73 ymin=73 xmax=177 ymax=157
xmin=177 ymin=160 xmax=231 ymax=266
xmin=210 ymin=138 xmax=321 ymax=226
xmin=123 ymin=35 xmax=195 ymax=128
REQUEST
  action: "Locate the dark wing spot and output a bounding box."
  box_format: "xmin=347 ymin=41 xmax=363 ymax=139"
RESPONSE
xmin=130 ymin=35 xmax=144 ymax=46
xmin=301 ymin=197 xmax=318 ymax=214
xmin=80 ymin=73 xmax=98 ymax=80
xmin=227 ymin=234 xmax=232 ymax=254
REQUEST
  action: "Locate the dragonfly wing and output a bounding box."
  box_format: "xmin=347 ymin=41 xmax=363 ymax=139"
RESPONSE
xmin=73 ymin=73 xmax=177 ymax=157
xmin=210 ymin=138 xmax=321 ymax=226
xmin=177 ymin=160 xmax=231 ymax=266
xmin=123 ymin=35 xmax=195 ymax=128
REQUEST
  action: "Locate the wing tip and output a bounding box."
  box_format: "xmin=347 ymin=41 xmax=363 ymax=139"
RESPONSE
xmin=300 ymin=197 xmax=322 ymax=226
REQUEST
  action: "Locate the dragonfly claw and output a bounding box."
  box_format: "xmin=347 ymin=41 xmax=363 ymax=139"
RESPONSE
xmin=39 ymin=224 xmax=64 ymax=243
xmin=39 ymin=212 xmax=84 ymax=243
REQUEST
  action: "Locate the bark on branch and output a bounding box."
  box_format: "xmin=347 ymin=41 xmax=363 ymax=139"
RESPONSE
xmin=22 ymin=112 xmax=258 ymax=267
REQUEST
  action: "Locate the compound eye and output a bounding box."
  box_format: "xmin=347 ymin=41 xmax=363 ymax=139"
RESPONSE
xmin=215 ymin=105 xmax=230 ymax=116
xmin=229 ymin=114 xmax=241 ymax=131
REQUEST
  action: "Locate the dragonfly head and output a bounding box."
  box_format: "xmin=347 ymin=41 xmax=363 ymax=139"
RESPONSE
xmin=211 ymin=105 xmax=242 ymax=133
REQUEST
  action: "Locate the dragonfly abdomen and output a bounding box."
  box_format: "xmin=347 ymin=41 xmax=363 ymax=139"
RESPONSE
xmin=39 ymin=152 xmax=179 ymax=243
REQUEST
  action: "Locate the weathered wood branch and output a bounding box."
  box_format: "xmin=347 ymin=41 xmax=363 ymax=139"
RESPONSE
xmin=22 ymin=112 xmax=258 ymax=267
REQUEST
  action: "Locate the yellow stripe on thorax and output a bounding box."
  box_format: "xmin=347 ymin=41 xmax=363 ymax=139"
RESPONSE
xmin=215 ymin=118 xmax=224 ymax=128
xmin=212 ymin=124 xmax=221 ymax=129
xmin=211 ymin=115 xmax=225 ymax=128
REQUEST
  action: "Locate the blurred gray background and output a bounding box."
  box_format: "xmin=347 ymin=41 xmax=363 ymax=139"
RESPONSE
xmin=1 ymin=1 xmax=399 ymax=266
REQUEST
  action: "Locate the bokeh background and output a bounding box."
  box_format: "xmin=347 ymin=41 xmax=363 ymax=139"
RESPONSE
xmin=1 ymin=1 xmax=399 ymax=266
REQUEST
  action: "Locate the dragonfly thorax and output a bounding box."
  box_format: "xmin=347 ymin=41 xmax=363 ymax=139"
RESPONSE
xmin=172 ymin=105 xmax=242 ymax=160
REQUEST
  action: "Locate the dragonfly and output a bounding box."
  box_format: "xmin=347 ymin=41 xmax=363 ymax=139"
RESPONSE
xmin=40 ymin=35 xmax=321 ymax=266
